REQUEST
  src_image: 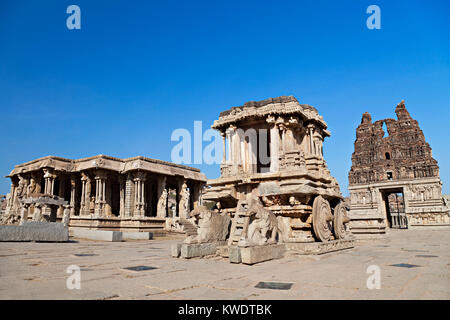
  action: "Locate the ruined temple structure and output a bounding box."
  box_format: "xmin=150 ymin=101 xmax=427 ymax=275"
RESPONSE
xmin=3 ymin=155 xmax=206 ymax=233
xmin=202 ymin=96 xmax=352 ymax=244
xmin=348 ymin=100 xmax=449 ymax=237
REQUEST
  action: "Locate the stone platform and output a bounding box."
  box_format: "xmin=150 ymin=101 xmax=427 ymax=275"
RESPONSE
xmin=0 ymin=222 xmax=69 ymax=242
xmin=285 ymin=239 xmax=354 ymax=255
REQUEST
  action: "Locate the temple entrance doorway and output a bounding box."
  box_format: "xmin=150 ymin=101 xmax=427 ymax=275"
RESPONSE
xmin=381 ymin=188 xmax=408 ymax=229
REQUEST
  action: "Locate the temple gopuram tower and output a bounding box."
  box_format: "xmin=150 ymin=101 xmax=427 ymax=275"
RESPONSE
xmin=348 ymin=100 xmax=449 ymax=238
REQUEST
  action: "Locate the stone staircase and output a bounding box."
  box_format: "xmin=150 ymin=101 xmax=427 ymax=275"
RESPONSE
xmin=179 ymin=219 xmax=198 ymax=236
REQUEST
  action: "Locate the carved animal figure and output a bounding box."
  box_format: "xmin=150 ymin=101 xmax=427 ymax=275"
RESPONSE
xmin=240 ymin=198 xmax=279 ymax=246
xmin=184 ymin=206 xmax=230 ymax=244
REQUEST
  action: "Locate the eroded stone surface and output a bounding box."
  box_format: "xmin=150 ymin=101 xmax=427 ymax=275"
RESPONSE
xmin=348 ymin=101 xmax=450 ymax=237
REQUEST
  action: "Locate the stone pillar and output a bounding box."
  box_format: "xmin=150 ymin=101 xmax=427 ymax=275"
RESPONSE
xmin=119 ymin=175 xmax=125 ymax=217
xmin=221 ymin=131 xmax=226 ymax=165
xmin=156 ymin=176 xmax=167 ymax=218
xmin=177 ymin=178 xmax=189 ymax=219
xmin=269 ymin=125 xmax=280 ymax=173
xmin=229 ymin=125 xmax=240 ymax=172
xmin=43 ymin=169 xmax=56 ymax=195
xmin=226 ymin=128 xmax=232 ymax=164
xmin=70 ymin=176 xmax=76 ymax=216
xmin=32 ymin=203 xmax=42 ymax=222
xmin=62 ymin=205 xmax=70 ymax=227
xmin=124 ymin=173 xmax=134 ymax=217
xmin=307 ymin=124 xmax=315 ymax=156
xmin=80 ymin=172 xmax=89 ymax=215
xmin=57 ymin=177 xmax=66 ymax=218
xmin=190 ymin=183 xmax=201 ymax=210
xmin=133 ymin=171 xmax=146 ymax=217
xmin=94 ymin=170 xmax=107 ymax=217
xmin=19 ymin=203 xmax=30 ymax=225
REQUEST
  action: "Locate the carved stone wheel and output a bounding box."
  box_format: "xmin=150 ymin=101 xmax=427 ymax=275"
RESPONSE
xmin=333 ymin=202 xmax=350 ymax=240
xmin=312 ymin=196 xmax=333 ymax=242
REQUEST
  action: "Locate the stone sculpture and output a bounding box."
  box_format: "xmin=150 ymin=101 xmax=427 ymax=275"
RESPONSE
xmin=238 ymin=197 xmax=279 ymax=247
xmin=184 ymin=206 xmax=231 ymax=244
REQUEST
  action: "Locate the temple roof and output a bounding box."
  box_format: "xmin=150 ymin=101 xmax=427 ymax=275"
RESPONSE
xmin=212 ymin=95 xmax=328 ymax=131
xmin=7 ymin=155 xmax=206 ymax=182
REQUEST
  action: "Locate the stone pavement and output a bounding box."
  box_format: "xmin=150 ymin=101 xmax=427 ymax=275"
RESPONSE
xmin=0 ymin=229 xmax=448 ymax=300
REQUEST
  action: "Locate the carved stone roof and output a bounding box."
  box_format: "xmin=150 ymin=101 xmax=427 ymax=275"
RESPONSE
xmin=7 ymin=155 xmax=206 ymax=182
xmin=212 ymin=96 xmax=328 ymax=132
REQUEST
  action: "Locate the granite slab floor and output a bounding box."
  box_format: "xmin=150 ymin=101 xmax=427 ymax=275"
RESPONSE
xmin=0 ymin=228 xmax=448 ymax=300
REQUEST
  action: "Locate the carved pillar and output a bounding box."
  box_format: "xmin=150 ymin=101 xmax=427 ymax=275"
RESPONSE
xmin=57 ymin=176 xmax=66 ymax=218
xmin=119 ymin=175 xmax=125 ymax=217
xmin=221 ymin=131 xmax=226 ymax=165
xmin=267 ymin=116 xmax=280 ymax=173
xmin=307 ymin=124 xmax=315 ymax=156
xmin=80 ymin=172 xmax=90 ymax=215
xmin=104 ymin=175 xmax=112 ymax=217
xmin=156 ymin=176 xmax=167 ymax=218
xmin=70 ymin=176 xmax=76 ymax=216
xmin=177 ymin=178 xmax=189 ymax=219
xmin=229 ymin=125 xmax=240 ymax=173
xmin=133 ymin=171 xmax=146 ymax=217
xmin=124 ymin=173 xmax=134 ymax=217
xmin=94 ymin=170 xmax=107 ymax=217
xmin=226 ymin=128 xmax=232 ymax=164
xmin=43 ymin=169 xmax=56 ymax=195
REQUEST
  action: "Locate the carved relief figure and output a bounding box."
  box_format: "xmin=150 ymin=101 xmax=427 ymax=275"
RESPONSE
xmin=238 ymin=197 xmax=279 ymax=246
xmin=184 ymin=206 xmax=231 ymax=244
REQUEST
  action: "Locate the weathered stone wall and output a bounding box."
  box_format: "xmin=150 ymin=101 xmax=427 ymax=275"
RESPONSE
xmin=349 ymin=101 xmax=439 ymax=185
xmin=348 ymin=101 xmax=449 ymax=237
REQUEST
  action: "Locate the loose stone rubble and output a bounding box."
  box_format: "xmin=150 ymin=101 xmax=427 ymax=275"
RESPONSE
xmin=173 ymin=96 xmax=354 ymax=264
xmin=348 ymin=101 xmax=450 ymax=238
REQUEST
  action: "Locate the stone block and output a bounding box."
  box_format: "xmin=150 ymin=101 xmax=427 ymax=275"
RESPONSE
xmin=171 ymin=243 xmax=181 ymax=257
xmin=70 ymin=228 xmax=122 ymax=242
xmin=121 ymin=232 xmax=153 ymax=240
xmin=216 ymin=245 xmax=229 ymax=258
xmin=180 ymin=241 xmax=226 ymax=259
xmin=285 ymin=239 xmax=354 ymax=255
xmin=239 ymin=244 xmax=285 ymax=265
xmin=0 ymin=222 xmax=69 ymax=242
xmin=228 ymin=246 xmax=241 ymax=263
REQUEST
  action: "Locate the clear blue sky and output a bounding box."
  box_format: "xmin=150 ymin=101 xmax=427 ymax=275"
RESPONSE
xmin=0 ymin=0 xmax=449 ymax=196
